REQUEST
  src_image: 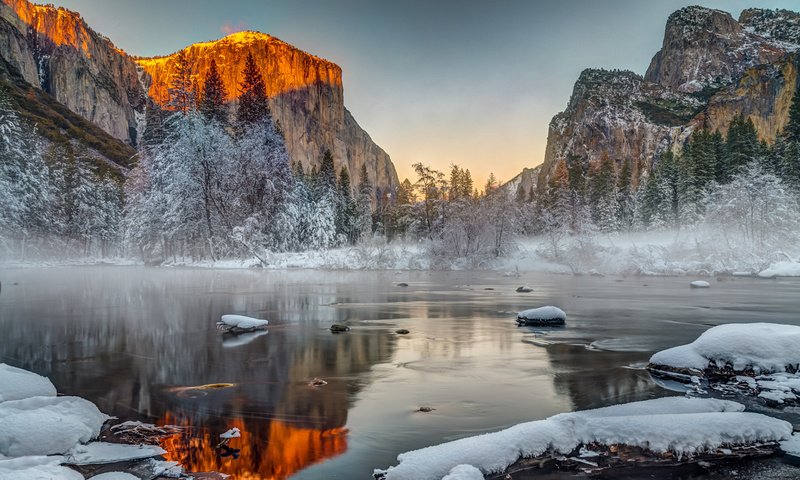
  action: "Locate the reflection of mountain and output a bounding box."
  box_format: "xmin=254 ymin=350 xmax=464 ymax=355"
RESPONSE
xmin=160 ymin=415 xmax=347 ymax=480
xmin=0 ymin=268 xmax=396 ymax=479
xmin=545 ymin=343 xmax=665 ymax=411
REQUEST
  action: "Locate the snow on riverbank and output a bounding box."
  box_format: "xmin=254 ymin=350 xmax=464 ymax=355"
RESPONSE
xmin=0 ymin=363 xmax=177 ymax=479
xmin=374 ymin=397 xmax=792 ymax=480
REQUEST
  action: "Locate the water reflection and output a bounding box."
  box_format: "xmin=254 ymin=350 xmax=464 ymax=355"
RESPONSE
xmin=2 ymin=268 xmax=800 ymax=479
xmin=0 ymin=268 xmax=396 ymax=479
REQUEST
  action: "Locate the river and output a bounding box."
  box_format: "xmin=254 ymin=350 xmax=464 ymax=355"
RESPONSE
xmin=1 ymin=267 xmax=799 ymax=479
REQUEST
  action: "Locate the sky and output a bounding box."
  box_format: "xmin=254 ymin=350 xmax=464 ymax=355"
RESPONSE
xmin=49 ymin=0 xmax=800 ymax=186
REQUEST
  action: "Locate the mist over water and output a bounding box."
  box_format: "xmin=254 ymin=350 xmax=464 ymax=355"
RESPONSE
xmin=1 ymin=267 xmax=799 ymax=478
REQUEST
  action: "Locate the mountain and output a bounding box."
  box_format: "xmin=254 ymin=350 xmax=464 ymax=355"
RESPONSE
xmin=521 ymin=6 xmax=800 ymax=191
xmin=0 ymin=0 xmax=398 ymax=191
xmin=135 ymin=31 xmax=398 ymax=192
xmin=0 ymin=0 xmax=140 ymax=171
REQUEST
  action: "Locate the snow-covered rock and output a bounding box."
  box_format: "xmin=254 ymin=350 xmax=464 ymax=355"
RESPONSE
xmin=374 ymin=397 xmax=789 ymax=480
xmin=65 ymin=442 xmax=166 ymax=465
xmin=649 ymin=323 xmax=800 ymax=373
xmin=690 ymin=280 xmax=710 ymax=288
xmin=220 ymin=427 xmax=241 ymax=439
xmin=781 ymin=432 xmax=800 ymax=458
xmin=218 ymin=314 xmax=269 ymax=330
xmin=516 ymin=306 xmax=566 ymax=325
xmin=90 ymin=473 xmax=140 ymax=480
xmin=0 ymin=396 xmax=111 ymax=456
xmin=758 ymin=261 xmax=800 ymax=278
xmin=0 ymin=456 xmax=82 ymax=480
xmin=441 ymin=464 xmax=484 ymax=480
xmin=0 ymin=364 xmax=56 ymax=402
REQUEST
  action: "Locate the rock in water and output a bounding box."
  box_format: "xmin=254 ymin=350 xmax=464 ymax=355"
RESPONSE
xmin=217 ymin=314 xmax=268 ymax=333
xmin=397 ymin=283 xmax=409 ymax=287
xmin=516 ymin=286 xmax=533 ymax=293
xmin=330 ymin=324 xmax=350 ymax=333
xmin=690 ymin=280 xmax=710 ymax=288
xmin=517 ymin=306 xmax=566 ymax=326
xmin=395 ymin=329 xmax=410 ymax=335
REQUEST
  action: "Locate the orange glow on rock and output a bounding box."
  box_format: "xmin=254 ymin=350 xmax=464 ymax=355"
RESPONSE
xmin=159 ymin=413 xmax=348 ymax=480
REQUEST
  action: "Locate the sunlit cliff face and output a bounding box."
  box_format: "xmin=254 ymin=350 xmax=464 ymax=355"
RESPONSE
xmin=2 ymin=0 xmax=92 ymax=53
xmin=159 ymin=414 xmax=348 ymax=480
xmin=135 ymin=31 xmax=343 ymax=106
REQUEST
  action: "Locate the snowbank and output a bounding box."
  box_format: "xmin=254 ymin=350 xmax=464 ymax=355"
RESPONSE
xmin=0 ymin=456 xmax=82 ymax=480
xmin=0 ymin=364 xmax=56 ymax=402
xmin=374 ymin=397 xmax=789 ymax=480
xmin=649 ymin=323 xmax=800 ymax=373
xmin=0 ymin=396 xmax=110 ymax=456
xmin=758 ymin=261 xmax=800 ymax=278
xmin=65 ymin=442 xmax=166 ymax=465
xmin=90 ymin=473 xmax=140 ymax=480
xmin=218 ymin=314 xmax=268 ymax=330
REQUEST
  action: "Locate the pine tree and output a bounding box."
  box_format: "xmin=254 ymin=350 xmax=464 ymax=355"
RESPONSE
xmin=616 ymin=158 xmax=633 ymax=229
xmin=318 ymin=149 xmax=337 ymax=192
xmin=167 ymin=50 xmax=195 ymax=114
xmin=335 ymin=166 xmax=356 ymax=243
xmin=786 ymin=76 xmax=800 ymax=143
xmin=199 ymin=59 xmax=228 ymax=124
xmin=142 ymin=101 xmax=167 ymax=150
xmin=725 ymin=114 xmax=760 ymax=175
xmin=588 ymin=154 xmax=618 ymax=231
xmin=355 ymin=163 xmax=374 ymax=240
xmin=237 ymin=53 xmax=270 ymax=126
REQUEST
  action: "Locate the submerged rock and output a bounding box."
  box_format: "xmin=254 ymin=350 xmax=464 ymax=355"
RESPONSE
xmin=397 ymin=282 xmax=409 ymax=287
xmin=515 ymin=286 xmax=533 ymax=293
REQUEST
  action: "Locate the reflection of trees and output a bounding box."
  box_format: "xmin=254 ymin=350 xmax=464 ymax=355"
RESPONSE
xmin=0 ymin=268 xmax=397 ymax=479
xmin=545 ymin=344 xmax=665 ymax=411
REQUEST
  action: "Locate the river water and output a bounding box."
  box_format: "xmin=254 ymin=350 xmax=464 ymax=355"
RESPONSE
xmin=1 ymin=267 xmax=799 ymax=479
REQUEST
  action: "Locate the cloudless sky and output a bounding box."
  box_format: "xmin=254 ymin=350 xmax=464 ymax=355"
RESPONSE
xmin=49 ymin=0 xmax=800 ymax=185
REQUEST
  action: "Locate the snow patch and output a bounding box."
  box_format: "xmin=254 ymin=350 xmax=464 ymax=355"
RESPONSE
xmin=0 ymin=396 xmax=110 ymax=456
xmin=219 ymin=314 xmax=268 ymax=330
xmin=374 ymin=397 xmax=786 ymax=480
xmin=758 ymin=261 xmax=800 ymax=278
xmin=65 ymin=442 xmax=166 ymax=465
xmin=0 ymin=364 xmax=56 ymax=402
xmin=649 ymin=323 xmax=800 ymax=373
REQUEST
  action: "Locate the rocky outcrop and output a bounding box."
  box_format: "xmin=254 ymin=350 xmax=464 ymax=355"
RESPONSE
xmin=0 ymin=0 xmax=144 ymax=145
xmin=536 ymin=69 xmax=696 ymax=188
xmin=0 ymin=1 xmax=398 ymax=192
xmin=135 ymin=32 xmax=398 ymax=192
xmin=521 ymin=6 xmax=800 ymax=191
xmin=644 ymin=6 xmax=788 ymax=92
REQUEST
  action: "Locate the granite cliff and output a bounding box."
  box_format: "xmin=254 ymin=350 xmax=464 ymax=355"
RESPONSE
xmin=530 ymin=6 xmax=800 ymax=191
xmin=0 ymin=0 xmax=398 ymax=191
xmin=136 ymin=31 xmax=398 ymax=191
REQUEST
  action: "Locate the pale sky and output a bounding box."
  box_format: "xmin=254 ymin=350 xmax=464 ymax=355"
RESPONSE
xmin=48 ymin=0 xmax=800 ymax=186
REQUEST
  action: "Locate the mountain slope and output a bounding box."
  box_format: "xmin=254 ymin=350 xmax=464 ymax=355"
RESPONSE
xmin=518 ymin=6 xmax=800 ymax=191
xmin=136 ymin=31 xmax=398 ymax=191
xmin=0 ymin=0 xmax=399 ymax=192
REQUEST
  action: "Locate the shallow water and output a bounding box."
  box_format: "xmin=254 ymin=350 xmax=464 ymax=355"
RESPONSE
xmin=1 ymin=267 xmax=799 ymax=479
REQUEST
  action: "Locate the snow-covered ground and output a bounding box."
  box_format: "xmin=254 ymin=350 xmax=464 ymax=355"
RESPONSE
xmin=0 ymin=363 xmax=179 ymax=480
xmin=3 ymin=228 xmax=799 ymax=277
xmin=648 ymin=323 xmax=800 ymax=406
xmin=374 ymin=397 xmax=792 ymax=480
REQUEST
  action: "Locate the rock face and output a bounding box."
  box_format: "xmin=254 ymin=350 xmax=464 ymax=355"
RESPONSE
xmin=135 ymin=31 xmax=398 ymax=192
xmin=0 ymin=1 xmax=398 ymax=192
xmin=0 ymin=0 xmax=144 ymax=145
xmin=526 ymin=6 xmax=800 ymax=191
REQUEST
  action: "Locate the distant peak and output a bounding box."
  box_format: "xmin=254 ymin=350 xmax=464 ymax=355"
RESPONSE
xmin=667 ymin=5 xmax=732 ymax=27
xmin=213 ymin=30 xmax=273 ymax=45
